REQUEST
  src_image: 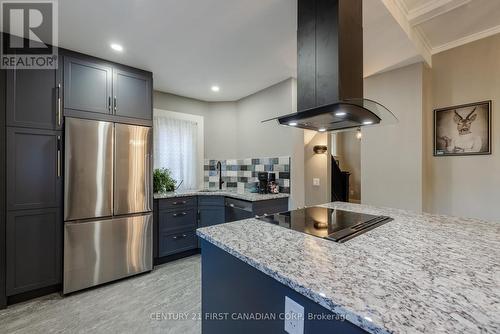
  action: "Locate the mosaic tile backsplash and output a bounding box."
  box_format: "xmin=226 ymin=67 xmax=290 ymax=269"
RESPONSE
xmin=204 ymin=157 xmax=291 ymax=194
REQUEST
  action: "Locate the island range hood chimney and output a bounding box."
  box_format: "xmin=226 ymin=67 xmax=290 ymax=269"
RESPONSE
xmin=264 ymin=0 xmax=396 ymax=132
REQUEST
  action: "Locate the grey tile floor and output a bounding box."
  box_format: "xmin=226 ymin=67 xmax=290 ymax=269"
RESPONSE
xmin=0 ymin=255 xmax=201 ymax=334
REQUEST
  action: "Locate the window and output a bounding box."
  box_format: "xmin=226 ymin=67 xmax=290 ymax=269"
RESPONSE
xmin=153 ymin=109 xmax=204 ymax=190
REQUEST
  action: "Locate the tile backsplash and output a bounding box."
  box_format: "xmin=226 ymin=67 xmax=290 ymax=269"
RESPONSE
xmin=204 ymin=156 xmax=291 ymax=194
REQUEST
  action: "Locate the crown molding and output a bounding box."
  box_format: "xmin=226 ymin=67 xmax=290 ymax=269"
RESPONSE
xmin=381 ymin=0 xmax=433 ymax=66
xmin=407 ymin=0 xmax=471 ymax=27
xmin=432 ymin=24 xmax=500 ymax=54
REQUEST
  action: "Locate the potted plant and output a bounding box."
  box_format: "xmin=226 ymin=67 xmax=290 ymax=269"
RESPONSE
xmin=153 ymin=168 xmax=177 ymax=193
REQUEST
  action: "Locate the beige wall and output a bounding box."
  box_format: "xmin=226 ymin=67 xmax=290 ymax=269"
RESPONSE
xmin=362 ymin=63 xmax=425 ymax=212
xmin=427 ymin=34 xmax=500 ymax=221
xmin=335 ymin=132 xmax=362 ymax=202
xmin=304 ymin=131 xmax=331 ymax=206
xmin=154 ymin=78 xmax=306 ymax=209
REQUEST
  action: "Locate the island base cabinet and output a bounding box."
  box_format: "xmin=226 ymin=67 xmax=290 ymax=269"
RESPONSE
xmin=201 ymin=240 xmax=368 ymax=334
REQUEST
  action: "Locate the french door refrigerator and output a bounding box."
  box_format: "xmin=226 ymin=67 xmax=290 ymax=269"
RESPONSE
xmin=63 ymin=117 xmax=153 ymax=294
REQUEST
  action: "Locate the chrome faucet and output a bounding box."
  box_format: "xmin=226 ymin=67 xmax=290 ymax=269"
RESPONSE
xmin=216 ymin=161 xmax=224 ymax=190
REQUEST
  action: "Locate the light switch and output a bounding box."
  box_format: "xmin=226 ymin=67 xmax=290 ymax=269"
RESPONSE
xmin=313 ymin=178 xmax=320 ymax=186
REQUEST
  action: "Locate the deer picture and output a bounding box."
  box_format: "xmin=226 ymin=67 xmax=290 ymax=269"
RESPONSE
xmin=439 ymin=107 xmax=482 ymax=153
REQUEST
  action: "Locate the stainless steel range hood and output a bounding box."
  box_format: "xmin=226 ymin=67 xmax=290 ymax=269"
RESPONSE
xmin=264 ymin=0 xmax=397 ymax=132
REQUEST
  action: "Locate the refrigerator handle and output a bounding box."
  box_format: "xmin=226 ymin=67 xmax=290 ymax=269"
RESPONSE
xmin=57 ymin=135 xmax=62 ymax=178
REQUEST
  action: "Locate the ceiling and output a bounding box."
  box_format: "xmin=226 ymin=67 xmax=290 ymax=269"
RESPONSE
xmin=382 ymin=0 xmax=500 ymax=63
xmin=49 ymin=0 xmax=500 ymax=100
xmin=58 ymin=0 xmax=297 ymax=102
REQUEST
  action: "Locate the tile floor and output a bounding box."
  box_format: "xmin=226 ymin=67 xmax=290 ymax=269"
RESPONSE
xmin=0 ymin=255 xmax=201 ymax=334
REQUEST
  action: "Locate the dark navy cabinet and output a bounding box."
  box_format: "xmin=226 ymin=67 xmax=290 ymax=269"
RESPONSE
xmin=154 ymin=195 xmax=289 ymax=264
xmin=6 ymin=60 xmax=63 ymax=130
xmin=199 ymin=196 xmax=225 ymax=228
xmin=157 ymin=197 xmax=198 ymax=258
xmin=64 ymin=54 xmax=152 ymax=122
xmin=6 ymin=128 xmax=62 ymax=211
xmin=6 ymin=209 xmax=62 ymax=296
xmin=113 ymin=68 xmax=152 ymax=120
xmin=64 ymin=56 xmax=113 ymax=115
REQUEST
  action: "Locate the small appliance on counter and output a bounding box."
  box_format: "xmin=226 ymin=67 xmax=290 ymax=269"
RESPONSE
xmin=267 ymin=172 xmax=279 ymax=194
xmin=258 ymin=172 xmax=269 ymax=194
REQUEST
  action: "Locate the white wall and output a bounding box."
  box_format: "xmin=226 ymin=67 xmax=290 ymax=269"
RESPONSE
xmin=154 ymin=78 xmax=305 ymax=209
xmin=362 ymin=63 xmax=424 ymax=212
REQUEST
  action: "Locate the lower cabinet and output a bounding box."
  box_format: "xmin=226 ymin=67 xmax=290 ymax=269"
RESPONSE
xmin=199 ymin=196 xmax=225 ymax=228
xmin=6 ymin=208 xmax=62 ymax=296
xmin=159 ymin=230 xmax=198 ymax=257
xmin=154 ymin=195 xmax=289 ymax=262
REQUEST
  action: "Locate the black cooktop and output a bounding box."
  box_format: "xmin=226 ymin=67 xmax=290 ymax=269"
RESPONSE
xmin=257 ymin=207 xmax=392 ymax=243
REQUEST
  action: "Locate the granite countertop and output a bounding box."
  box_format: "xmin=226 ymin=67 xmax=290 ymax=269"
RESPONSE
xmin=196 ymin=202 xmax=500 ymax=334
xmin=153 ymin=189 xmax=289 ymax=202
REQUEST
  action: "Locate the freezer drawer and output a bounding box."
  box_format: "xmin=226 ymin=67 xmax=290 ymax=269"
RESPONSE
xmin=63 ymin=213 xmax=152 ymax=294
xmin=114 ymin=123 xmax=152 ymax=215
xmin=64 ymin=118 xmax=114 ymax=221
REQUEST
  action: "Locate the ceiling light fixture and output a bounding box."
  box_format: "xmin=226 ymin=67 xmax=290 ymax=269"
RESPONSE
xmin=110 ymin=43 xmax=123 ymax=52
xmin=288 ymin=122 xmax=298 ymax=126
xmin=211 ymin=85 xmax=220 ymax=92
xmin=318 ymin=128 xmax=326 ymax=132
xmin=335 ymin=112 xmax=346 ymax=116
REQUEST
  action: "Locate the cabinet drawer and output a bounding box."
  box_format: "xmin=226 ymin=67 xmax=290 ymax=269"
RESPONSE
xmin=158 ymin=196 xmax=196 ymax=211
xmin=159 ymin=230 xmax=197 ymax=256
xmin=159 ymin=209 xmax=197 ymax=232
xmin=198 ymin=196 xmax=224 ymax=207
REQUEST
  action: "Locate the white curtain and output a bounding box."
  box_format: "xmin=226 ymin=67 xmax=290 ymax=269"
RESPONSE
xmin=154 ymin=113 xmax=198 ymax=190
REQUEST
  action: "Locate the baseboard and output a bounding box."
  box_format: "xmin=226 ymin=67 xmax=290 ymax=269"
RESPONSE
xmin=7 ymin=284 xmax=61 ymax=306
xmin=154 ymin=248 xmax=200 ymax=266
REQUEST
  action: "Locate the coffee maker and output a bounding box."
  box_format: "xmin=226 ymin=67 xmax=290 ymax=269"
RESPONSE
xmin=258 ymin=172 xmax=268 ymax=194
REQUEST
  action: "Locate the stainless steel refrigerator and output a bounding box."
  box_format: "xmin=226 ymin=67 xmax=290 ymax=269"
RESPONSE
xmin=63 ymin=117 xmax=153 ymax=294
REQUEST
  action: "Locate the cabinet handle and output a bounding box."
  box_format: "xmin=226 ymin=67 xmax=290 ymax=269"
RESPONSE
xmin=108 ymin=96 xmax=111 ymax=112
xmin=114 ymin=96 xmax=117 ymax=113
xmin=56 ymin=84 xmax=62 ymax=127
xmin=172 ymin=212 xmax=187 ymax=217
xmin=57 ymin=136 xmax=62 ymax=178
xmin=172 ymin=234 xmax=188 ymax=240
xmin=172 ymin=201 xmax=187 ymax=205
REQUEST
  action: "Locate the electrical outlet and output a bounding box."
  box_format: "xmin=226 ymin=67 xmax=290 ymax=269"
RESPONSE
xmin=284 ymin=296 xmax=304 ymax=334
xmin=313 ymin=178 xmax=320 ymax=186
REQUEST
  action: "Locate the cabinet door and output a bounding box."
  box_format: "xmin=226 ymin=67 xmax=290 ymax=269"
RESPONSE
xmin=6 ymin=64 xmax=63 ymax=130
xmin=113 ymin=68 xmax=152 ymax=120
xmin=6 ymin=208 xmax=62 ymax=295
xmin=64 ymin=56 xmax=112 ymax=115
xmin=7 ymin=128 xmax=62 ymax=211
xmin=199 ymin=206 xmax=225 ymax=228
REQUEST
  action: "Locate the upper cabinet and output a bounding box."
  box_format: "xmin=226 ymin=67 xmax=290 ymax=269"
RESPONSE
xmin=6 ymin=59 xmax=63 ymax=130
xmin=64 ymin=56 xmax=113 ymax=115
xmin=113 ymin=69 xmax=152 ymax=120
xmin=63 ymin=54 xmax=152 ymax=122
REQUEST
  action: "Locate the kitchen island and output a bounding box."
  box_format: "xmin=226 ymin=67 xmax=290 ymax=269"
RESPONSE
xmin=197 ymin=202 xmax=500 ymax=334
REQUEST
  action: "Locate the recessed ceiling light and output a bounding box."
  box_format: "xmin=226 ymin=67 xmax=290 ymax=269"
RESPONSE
xmin=288 ymin=122 xmax=298 ymax=126
xmin=335 ymin=112 xmax=346 ymax=116
xmin=363 ymin=120 xmax=373 ymax=125
xmin=211 ymin=85 xmax=220 ymax=92
xmin=318 ymin=128 xmax=326 ymax=132
xmin=110 ymin=43 xmax=123 ymax=52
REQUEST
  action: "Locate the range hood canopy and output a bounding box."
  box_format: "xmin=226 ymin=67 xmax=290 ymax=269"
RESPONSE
xmin=264 ymin=0 xmax=397 ymax=132
xmin=264 ymin=98 xmax=397 ymax=132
